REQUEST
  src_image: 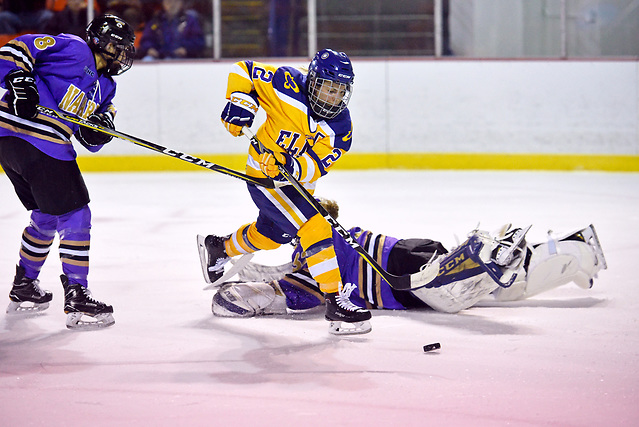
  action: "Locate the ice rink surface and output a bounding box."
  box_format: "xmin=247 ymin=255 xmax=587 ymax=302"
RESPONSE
xmin=1 ymin=170 xmax=638 ymax=426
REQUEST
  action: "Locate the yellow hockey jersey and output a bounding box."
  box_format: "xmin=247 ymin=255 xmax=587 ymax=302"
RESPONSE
xmin=225 ymin=60 xmax=353 ymax=187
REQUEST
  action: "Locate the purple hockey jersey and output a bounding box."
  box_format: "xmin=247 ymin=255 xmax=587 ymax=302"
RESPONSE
xmin=0 ymin=33 xmax=118 ymax=160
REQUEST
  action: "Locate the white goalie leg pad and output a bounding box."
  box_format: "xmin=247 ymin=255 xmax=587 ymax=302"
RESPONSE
xmin=411 ymin=273 xmax=499 ymax=313
xmin=212 ymin=281 xmax=287 ymax=317
xmin=66 ymin=312 xmax=115 ymax=330
xmin=493 ymin=225 xmax=606 ymax=301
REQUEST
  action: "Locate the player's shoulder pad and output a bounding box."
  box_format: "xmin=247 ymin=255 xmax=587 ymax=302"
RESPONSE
xmin=23 ymin=33 xmax=79 ymax=51
xmin=272 ymin=66 xmax=306 ymax=102
xmin=2 ymin=33 xmax=83 ymax=72
xmin=326 ymin=112 xmax=353 ymax=151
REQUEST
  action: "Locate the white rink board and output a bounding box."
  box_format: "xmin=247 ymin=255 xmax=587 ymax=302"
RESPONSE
xmin=104 ymin=59 xmax=638 ymax=156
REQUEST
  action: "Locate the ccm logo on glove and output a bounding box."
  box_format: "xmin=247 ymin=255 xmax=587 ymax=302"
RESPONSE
xmin=229 ymin=93 xmax=259 ymax=114
xmin=5 ymin=68 xmax=39 ymax=119
xmin=220 ymin=92 xmax=260 ymax=137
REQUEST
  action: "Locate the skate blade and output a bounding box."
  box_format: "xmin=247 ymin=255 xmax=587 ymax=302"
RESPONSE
xmin=328 ymin=320 xmax=372 ymax=336
xmin=66 ymin=312 xmax=115 ymax=330
xmin=585 ymin=224 xmax=608 ymax=270
xmin=6 ymin=300 xmax=50 ymax=315
xmin=197 ymin=234 xmax=212 ymax=284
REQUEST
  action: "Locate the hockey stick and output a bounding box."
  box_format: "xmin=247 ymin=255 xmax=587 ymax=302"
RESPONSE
xmin=36 ymin=105 xmax=276 ymax=189
xmin=241 ymin=127 xmax=440 ymax=291
xmin=202 ymin=253 xmax=255 ymax=290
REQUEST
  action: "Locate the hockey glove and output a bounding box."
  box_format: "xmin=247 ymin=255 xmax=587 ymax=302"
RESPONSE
xmin=5 ymin=69 xmax=39 ymax=119
xmin=258 ymin=151 xmax=301 ymax=181
xmin=75 ymin=112 xmax=115 ymax=148
xmin=220 ymin=92 xmax=259 ymax=137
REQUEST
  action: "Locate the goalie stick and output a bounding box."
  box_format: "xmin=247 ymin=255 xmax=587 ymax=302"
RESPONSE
xmin=36 ymin=105 xmax=276 ymax=189
xmin=202 ymin=252 xmax=255 ymax=290
xmin=241 ymin=127 xmax=439 ymax=292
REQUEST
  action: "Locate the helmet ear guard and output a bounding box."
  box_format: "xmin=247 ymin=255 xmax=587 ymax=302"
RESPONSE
xmin=307 ymin=49 xmax=354 ymax=120
xmin=86 ymin=14 xmax=136 ymax=76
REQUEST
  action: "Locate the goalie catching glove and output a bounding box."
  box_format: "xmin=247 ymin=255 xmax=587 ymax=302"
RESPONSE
xmin=258 ymin=150 xmax=301 ymax=180
xmin=221 ymin=91 xmax=259 ymax=137
xmin=5 ymin=68 xmax=39 ymax=119
xmin=75 ymin=112 xmax=115 ymax=148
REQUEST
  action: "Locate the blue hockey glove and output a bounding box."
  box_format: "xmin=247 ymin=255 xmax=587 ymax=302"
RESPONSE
xmin=220 ymin=92 xmax=259 ymax=137
xmin=75 ymin=112 xmax=115 ymax=148
xmin=5 ymin=69 xmax=39 ymax=119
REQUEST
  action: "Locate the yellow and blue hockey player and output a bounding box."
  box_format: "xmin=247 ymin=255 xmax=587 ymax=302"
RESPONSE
xmin=0 ymin=14 xmax=136 ymax=329
xmin=197 ymin=49 xmax=372 ymax=334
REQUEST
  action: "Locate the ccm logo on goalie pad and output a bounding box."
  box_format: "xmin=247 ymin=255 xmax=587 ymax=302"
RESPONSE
xmin=440 ymin=252 xmax=471 ymax=274
xmin=437 ymin=248 xmax=483 ymax=285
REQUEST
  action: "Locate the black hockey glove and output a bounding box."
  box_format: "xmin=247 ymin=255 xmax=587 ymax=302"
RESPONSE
xmin=5 ymin=68 xmax=39 ymax=119
xmin=75 ymin=112 xmax=115 ymax=148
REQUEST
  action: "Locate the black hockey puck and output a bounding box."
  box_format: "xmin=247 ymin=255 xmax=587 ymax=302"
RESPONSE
xmin=423 ymin=343 xmax=441 ymax=352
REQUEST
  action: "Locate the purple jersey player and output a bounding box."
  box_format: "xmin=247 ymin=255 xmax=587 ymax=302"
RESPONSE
xmin=0 ymin=14 xmax=135 ymax=329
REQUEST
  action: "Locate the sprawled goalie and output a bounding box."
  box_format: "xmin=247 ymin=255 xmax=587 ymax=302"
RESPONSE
xmin=210 ymin=199 xmax=607 ymax=323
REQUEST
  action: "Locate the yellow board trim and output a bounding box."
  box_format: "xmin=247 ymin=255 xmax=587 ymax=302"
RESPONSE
xmin=336 ymin=153 xmax=639 ymax=172
xmin=2 ymin=153 xmax=638 ymax=173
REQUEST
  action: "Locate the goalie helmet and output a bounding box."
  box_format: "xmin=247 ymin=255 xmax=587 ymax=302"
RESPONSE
xmin=86 ymin=14 xmax=136 ymax=76
xmin=306 ymin=49 xmax=354 ymax=120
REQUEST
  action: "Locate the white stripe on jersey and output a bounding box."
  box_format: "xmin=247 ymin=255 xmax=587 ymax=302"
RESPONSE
xmin=247 ymin=155 xmax=261 ymax=171
xmin=297 ymin=155 xmax=317 ymax=183
xmin=257 ymin=185 xmax=310 ymax=229
xmin=317 ymin=120 xmax=338 ymax=148
xmin=274 ymin=88 xmax=309 ymax=116
xmin=0 ymin=110 xmax=71 ymax=142
xmin=308 ymin=256 xmax=339 ymax=278
xmin=0 ymin=45 xmax=34 ymax=70
xmin=230 ymin=63 xmax=252 ymax=86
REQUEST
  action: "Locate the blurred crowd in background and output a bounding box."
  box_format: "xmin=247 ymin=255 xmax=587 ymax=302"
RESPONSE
xmin=0 ymin=0 xmax=636 ymax=60
xmin=0 ymin=0 xmax=210 ymax=59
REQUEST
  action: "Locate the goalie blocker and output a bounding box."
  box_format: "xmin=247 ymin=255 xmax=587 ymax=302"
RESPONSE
xmin=210 ymin=224 xmax=606 ymax=317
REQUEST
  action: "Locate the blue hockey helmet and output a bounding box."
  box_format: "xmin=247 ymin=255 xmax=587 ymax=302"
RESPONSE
xmin=307 ymin=49 xmax=354 ymax=120
xmin=86 ymin=14 xmax=136 ymax=76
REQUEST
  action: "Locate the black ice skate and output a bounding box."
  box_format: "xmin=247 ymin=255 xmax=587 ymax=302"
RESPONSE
xmin=6 ymin=265 xmax=53 ymax=315
xmin=61 ymin=275 xmax=114 ymax=330
xmin=325 ymin=283 xmax=372 ymax=335
xmin=491 ymin=225 xmax=531 ymax=268
xmin=197 ymin=234 xmax=231 ymax=285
